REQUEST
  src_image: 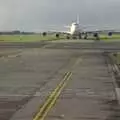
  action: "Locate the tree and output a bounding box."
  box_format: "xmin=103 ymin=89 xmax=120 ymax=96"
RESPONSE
xmin=12 ymin=30 xmax=21 ymax=34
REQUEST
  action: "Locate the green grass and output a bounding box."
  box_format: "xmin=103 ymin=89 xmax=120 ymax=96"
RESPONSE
xmin=100 ymin=34 xmax=120 ymax=40
xmin=88 ymin=34 xmax=120 ymax=41
xmin=0 ymin=33 xmax=120 ymax=42
xmin=0 ymin=34 xmax=66 ymax=42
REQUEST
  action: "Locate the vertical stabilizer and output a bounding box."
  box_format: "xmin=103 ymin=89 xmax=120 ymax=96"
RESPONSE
xmin=77 ymin=15 xmax=80 ymax=24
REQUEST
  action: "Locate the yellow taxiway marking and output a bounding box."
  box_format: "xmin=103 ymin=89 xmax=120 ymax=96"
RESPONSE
xmin=33 ymin=72 xmax=72 ymax=120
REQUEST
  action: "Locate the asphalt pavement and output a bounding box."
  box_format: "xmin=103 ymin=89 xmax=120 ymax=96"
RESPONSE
xmin=0 ymin=39 xmax=120 ymax=120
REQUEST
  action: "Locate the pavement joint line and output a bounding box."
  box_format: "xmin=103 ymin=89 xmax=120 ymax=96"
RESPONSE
xmin=33 ymin=71 xmax=72 ymax=120
xmin=72 ymin=58 xmax=82 ymax=69
xmin=106 ymin=55 xmax=120 ymax=104
xmin=108 ymin=63 xmax=118 ymax=100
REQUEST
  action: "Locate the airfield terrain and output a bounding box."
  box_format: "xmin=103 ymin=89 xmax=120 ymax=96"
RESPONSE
xmin=0 ymin=39 xmax=120 ymax=120
xmin=0 ymin=33 xmax=120 ymax=42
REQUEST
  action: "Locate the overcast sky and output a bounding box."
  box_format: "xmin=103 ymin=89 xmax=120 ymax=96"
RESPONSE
xmin=0 ymin=0 xmax=120 ymax=31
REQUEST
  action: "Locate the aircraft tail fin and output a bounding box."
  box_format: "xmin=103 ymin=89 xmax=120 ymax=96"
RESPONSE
xmin=77 ymin=14 xmax=80 ymax=24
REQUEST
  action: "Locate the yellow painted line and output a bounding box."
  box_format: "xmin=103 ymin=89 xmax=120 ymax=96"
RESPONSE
xmin=33 ymin=72 xmax=72 ymax=120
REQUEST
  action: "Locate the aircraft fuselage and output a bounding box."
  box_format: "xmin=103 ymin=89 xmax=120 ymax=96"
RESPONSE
xmin=70 ymin=23 xmax=81 ymax=36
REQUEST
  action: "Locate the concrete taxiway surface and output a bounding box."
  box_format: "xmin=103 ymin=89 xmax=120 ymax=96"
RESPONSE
xmin=0 ymin=39 xmax=120 ymax=120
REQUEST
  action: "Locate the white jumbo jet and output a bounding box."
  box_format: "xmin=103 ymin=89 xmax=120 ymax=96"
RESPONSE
xmin=63 ymin=16 xmax=83 ymax=36
xmin=51 ymin=15 xmax=117 ymax=39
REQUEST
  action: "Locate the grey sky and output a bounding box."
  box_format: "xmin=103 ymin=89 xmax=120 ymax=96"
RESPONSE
xmin=0 ymin=0 xmax=120 ymax=31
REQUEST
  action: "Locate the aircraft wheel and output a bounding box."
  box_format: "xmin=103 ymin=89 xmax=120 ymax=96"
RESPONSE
xmin=66 ymin=36 xmax=70 ymax=39
xmin=79 ymin=36 xmax=81 ymax=39
xmin=78 ymin=33 xmax=82 ymax=39
xmin=72 ymin=36 xmax=77 ymax=39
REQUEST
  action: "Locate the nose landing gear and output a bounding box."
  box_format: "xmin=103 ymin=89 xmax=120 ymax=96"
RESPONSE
xmin=84 ymin=33 xmax=88 ymax=39
xmin=78 ymin=33 xmax=82 ymax=39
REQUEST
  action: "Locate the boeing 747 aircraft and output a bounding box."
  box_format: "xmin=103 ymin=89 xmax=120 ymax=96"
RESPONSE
xmin=51 ymin=15 xmax=117 ymax=39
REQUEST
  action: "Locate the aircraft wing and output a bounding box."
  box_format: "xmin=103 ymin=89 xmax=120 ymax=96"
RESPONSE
xmin=48 ymin=25 xmax=71 ymax=29
xmin=80 ymin=25 xmax=120 ymax=33
xmin=83 ymin=28 xmax=120 ymax=33
xmin=64 ymin=26 xmax=71 ymax=28
xmin=49 ymin=30 xmax=71 ymax=34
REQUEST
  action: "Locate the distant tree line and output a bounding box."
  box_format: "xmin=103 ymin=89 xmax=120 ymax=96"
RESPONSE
xmin=0 ymin=30 xmax=36 ymax=35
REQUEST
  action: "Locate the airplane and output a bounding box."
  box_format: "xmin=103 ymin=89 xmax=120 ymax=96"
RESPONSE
xmin=59 ymin=15 xmax=84 ymax=39
xmin=49 ymin=15 xmax=118 ymax=40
